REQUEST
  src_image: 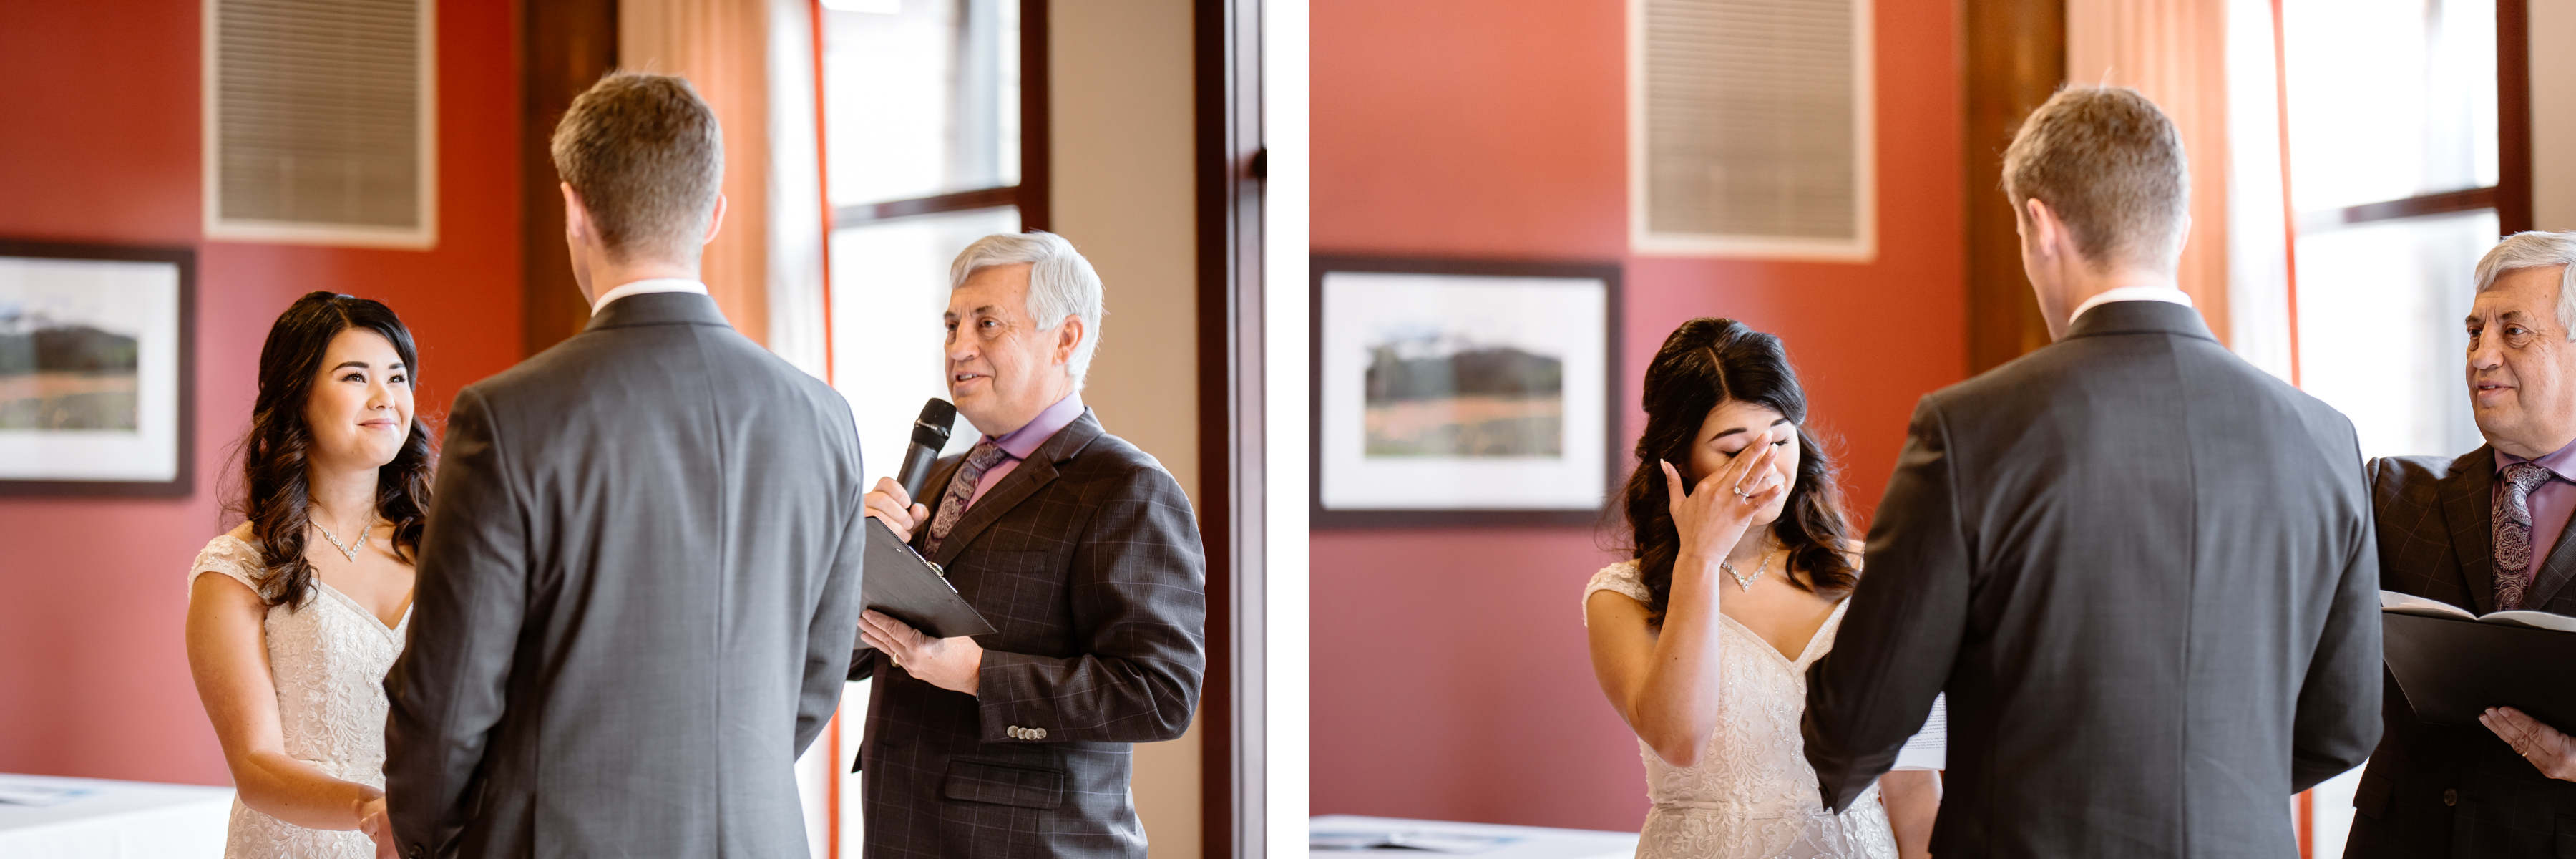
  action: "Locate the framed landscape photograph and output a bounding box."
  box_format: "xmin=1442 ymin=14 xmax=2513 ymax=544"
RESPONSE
xmin=1312 ymin=256 xmax=1621 ymax=526
xmin=0 ymin=241 xmax=195 ymax=496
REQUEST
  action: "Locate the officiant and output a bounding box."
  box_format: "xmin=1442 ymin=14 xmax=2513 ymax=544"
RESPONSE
xmin=2349 ymin=230 xmax=2576 ymax=858
xmin=845 ymin=230 xmax=1206 ymax=859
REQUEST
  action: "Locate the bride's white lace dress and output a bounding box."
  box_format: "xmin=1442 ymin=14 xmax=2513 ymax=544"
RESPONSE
xmin=191 ymin=533 xmax=410 ymax=859
xmin=1586 ymin=560 xmax=1898 ymax=859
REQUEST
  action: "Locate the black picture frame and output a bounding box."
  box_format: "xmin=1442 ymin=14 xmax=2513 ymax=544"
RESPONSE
xmin=0 ymin=239 xmax=196 ymax=498
xmin=1311 ymin=255 xmax=1623 ymax=528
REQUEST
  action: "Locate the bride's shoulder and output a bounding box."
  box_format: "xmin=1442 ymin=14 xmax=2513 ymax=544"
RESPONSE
xmin=205 ymin=523 xmax=260 ymax=555
xmin=1584 ymin=559 xmax=1649 ymax=602
xmin=190 ymin=527 xmax=265 ymax=592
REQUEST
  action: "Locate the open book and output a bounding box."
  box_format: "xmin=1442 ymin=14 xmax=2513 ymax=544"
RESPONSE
xmin=2380 ymin=591 xmax=2576 ymax=633
xmin=2380 ymin=590 xmax=2576 ymax=727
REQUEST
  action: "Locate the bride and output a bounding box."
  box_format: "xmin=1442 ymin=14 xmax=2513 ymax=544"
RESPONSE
xmin=185 ymin=292 xmax=431 ymax=858
xmin=1584 ymin=318 xmax=1938 ymax=859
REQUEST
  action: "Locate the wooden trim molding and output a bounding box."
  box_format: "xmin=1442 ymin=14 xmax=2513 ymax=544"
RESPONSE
xmin=834 ymin=187 xmax=1023 ymax=226
xmin=2497 ymin=0 xmax=2533 ymax=235
xmin=1961 ymin=0 xmax=2062 ymax=374
xmin=1196 ymin=0 xmax=1263 ymax=855
xmin=2298 ymin=186 xmax=2500 ymax=233
xmin=519 ymin=0 xmax=618 ymax=356
xmin=1020 ymin=0 xmax=1051 ymax=232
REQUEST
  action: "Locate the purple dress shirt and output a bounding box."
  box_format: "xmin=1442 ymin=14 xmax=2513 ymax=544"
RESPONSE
xmin=965 ymin=392 xmax=1085 ymax=507
xmin=2496 ymin=437 xmax=2576 ymax=581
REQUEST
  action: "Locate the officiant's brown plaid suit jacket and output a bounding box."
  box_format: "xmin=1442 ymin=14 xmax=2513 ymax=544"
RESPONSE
xmin=2347 ymin=450 xmax=2576 ymax=858
xmin=849 ymin=409 xmax=1206 ymax=859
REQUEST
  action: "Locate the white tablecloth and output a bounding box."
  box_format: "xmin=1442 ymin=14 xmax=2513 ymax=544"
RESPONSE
xmin=1312 ymin=814 xmax=1639 ymax=858
xmin=0 ymin=773 xmax=233 ymax=858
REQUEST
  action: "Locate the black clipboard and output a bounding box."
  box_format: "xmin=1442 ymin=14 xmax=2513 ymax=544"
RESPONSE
xmin=2384 ymin=611 xmax=2576 ymax=727
xmin=857 ymin=518 xmax=995 ymax=645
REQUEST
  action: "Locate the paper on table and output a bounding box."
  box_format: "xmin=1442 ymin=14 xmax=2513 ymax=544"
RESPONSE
xmin=1309 ymin=829 xmax=1521 ymax=853
xmin=0 ymin=778 xmax=92 ymax=807
xmin=1891 ymin=694 xmax=1946 ymax=771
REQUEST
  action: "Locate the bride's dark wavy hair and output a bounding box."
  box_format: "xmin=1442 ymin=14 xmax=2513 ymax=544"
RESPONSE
xmin=1611 ymin=318 xmax=1858 ymax=626
xmin=230 ymin=291 xmax=434 ymax=610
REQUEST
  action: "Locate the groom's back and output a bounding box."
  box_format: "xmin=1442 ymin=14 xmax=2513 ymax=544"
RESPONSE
xmin=394 ymin=291 xmax=865 ymax=857
xmin=1927 ymin=299 xmax=2378 ymax=855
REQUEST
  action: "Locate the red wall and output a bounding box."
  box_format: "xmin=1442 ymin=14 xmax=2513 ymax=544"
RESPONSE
xmin=0 ymin=0 xmax=522 ymax=786
xmin=1312 ymin=0 xmax=1968 ymax=830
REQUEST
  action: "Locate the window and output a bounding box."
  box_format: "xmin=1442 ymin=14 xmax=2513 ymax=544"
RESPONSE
xmin=815 ymin=0 xmax=1043 ymax=846
xmin=2278 ymin=1 xmax=2522 ymax=853
xmin=821 ymin=0 xmax=1043 ymax=476
xmin=2286 ymin=0 xmax=2504 ymax=461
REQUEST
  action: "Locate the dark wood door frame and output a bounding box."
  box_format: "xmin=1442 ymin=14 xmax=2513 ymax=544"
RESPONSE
xmin=520 ymin=0 xmax=620 ymax=356
xmin=2497 ymin=0 xmax=2533 ymax=235
xmin=1961 ymin=0 xmax=2061 ymax=375
xmin=1196 ymin=0 xmax=1264 ymax=855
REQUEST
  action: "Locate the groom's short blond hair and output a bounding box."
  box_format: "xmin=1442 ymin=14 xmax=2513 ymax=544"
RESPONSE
xmin=2001 ymin=85 xmax=2190 ymax=273
xmin=550 ymin=72 xmax=724 ymax=264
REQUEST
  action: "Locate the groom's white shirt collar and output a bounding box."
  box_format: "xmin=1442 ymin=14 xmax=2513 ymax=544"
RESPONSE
xmin=590 ymin=278 xmax=709 ymax=315
xmin=2071 ymin=286 xmax=2192 ymax=324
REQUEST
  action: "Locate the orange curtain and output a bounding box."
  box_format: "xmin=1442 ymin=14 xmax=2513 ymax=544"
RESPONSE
xmin=620 ymin=0 xmax=774 ymax=345
xmin=2067 ymin=0 xmax=2235 ymax=345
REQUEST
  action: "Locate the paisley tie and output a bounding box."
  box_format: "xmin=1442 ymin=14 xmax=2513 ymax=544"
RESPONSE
xmin=924 ymin=440 xmax=1013 ymax=558
xmin=2494 ymin=461 xmax=2555 ymax=610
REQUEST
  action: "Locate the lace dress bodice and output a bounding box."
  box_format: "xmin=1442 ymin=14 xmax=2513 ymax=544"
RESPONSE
xmin=1586 ymin=560 xmax=1897 ymax=859
xmin=192 ymin=534 xmax=410 ymax=859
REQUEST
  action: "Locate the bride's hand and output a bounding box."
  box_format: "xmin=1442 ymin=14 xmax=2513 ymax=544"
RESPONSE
xmin=354 ymin=793 xmax=396 ymax=858
xmin=1660 ymin=430 xmax=1787 ymax=570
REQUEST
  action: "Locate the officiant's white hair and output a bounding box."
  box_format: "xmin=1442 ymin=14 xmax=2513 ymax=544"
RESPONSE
xmin=949 ymin=230 xmax=1106 ymax=387
xmin=2474 ymin=231 xmax=2576 ymax=339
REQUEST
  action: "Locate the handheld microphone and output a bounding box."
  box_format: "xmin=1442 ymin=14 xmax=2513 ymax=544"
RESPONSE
xmin=897 ymin=398 xmax=958 ymax=503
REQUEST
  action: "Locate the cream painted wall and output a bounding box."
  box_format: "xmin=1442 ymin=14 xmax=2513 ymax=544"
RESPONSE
xmin=2533 ymin=0 xmax=2576 ymax=231
xmin=1048 ymin=1 xmax=1205 ymax=857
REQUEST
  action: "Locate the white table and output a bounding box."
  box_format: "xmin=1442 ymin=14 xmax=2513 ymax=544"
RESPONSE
xmin=0 ymin=773 xmax=233 ymax=858
xmin=1312 ymin=814 xmax=1639 ymax=858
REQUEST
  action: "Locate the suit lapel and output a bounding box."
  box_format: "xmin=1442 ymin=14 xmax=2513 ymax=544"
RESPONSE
xmin=2524 ymin=514 xmax=2576 ymax=611
xmin=2439 ymin=447 xmax=2499 ymax=614
xmin=929 ymin=411 xmax=1106 ymax=566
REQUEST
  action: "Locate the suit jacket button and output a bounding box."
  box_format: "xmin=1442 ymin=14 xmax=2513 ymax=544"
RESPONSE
xmin=1032 ymin=727 xmax=1047 ymax=739
xmin=2442 ymin=788 xmax=2458 ymax=807
xmin=1007 ymin=726 xmax=1023 ymax=739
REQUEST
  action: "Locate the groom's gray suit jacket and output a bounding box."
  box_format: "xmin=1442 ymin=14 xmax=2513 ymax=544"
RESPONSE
xmin=384 ymin=291 xmax=869 ymax=858
xmin=1802 ymin=299 xmax=2384 ymax=858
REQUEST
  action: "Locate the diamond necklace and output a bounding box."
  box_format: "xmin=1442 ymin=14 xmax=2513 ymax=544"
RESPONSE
xmin=1718 ymin=545 xmax=1777 ymax=591
xmin=313 ymin=516 xmax=373 ymax=563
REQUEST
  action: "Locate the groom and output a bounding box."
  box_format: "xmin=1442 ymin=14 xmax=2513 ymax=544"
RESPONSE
xmin=1800 ymin=85 xmax=2383 ymax=856
xmin=380 ymin=72 xmax=870 ymax=858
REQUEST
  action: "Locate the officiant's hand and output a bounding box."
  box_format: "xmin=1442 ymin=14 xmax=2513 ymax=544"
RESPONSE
xmin=861 ymin=609 xmax=983 ymax=696
xmin=1661 ymin=430 xmax=1787 ymax=564
xmin=2484 ymin=707 xmax=2576 ymax=780
xmin=864 ymin=477 xmax=931 ymax=543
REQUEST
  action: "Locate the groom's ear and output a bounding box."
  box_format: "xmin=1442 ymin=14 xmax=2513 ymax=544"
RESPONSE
xmin=2019 ymin=197 xmax=2057 ymax=259
xmin=561 ymin=182 xmax=593 ymax=245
